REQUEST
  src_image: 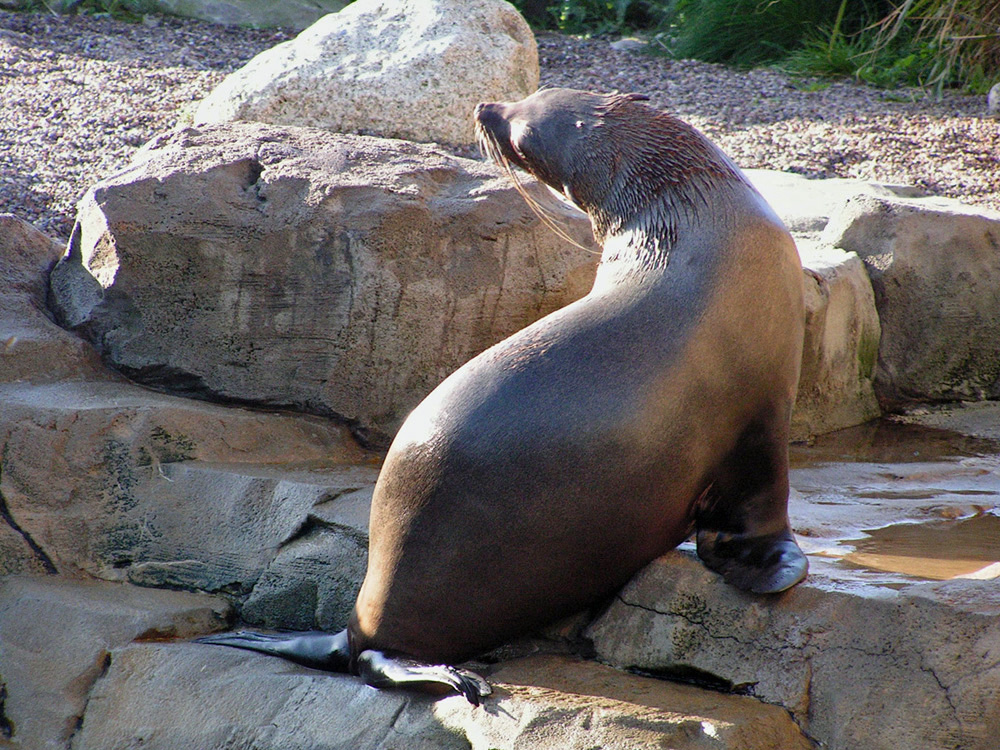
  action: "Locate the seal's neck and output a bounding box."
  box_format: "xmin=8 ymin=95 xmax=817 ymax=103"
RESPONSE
xmin=580 ymin=102 xmax=754 ymax=270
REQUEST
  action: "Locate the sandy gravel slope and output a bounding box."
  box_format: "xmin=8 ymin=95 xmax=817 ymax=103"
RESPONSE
xmin=1 ymin=11 xmax=997 ymax=242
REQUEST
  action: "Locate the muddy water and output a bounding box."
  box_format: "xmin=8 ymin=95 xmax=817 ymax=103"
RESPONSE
xmin=788 ymin=418 xmax=1000 ymax=582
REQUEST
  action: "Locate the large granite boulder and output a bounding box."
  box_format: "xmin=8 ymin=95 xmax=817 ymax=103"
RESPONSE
xmin=823 ymin=192 xmax=1000 ymax=406
xmin=193 ymin=0 xmax=539 ymax=146
xmin=49 ymin=123 xmax=599 ymax=446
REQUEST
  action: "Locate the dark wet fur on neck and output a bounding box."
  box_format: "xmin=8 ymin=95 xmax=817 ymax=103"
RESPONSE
xmin=475 ymin=92 xmax=751 ymax=267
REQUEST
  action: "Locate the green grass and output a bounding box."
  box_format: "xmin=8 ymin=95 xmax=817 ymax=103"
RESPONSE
xmin=14 ymin=0 xmax=162 ymax=20
xmin=783 ymin=0 xmax=1000 ymax=95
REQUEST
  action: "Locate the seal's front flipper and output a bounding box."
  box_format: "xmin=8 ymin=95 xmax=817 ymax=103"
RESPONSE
xmin=196 ymin=629 xmax=351 ymax=672
xmin=357 ymin=650 xmax=492 ymax=707
xmin=696 ymin=527 xmax=808 ymax=594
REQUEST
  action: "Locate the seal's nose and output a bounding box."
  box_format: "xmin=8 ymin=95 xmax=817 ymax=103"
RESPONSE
xmin=474 ymin=102 xmax=503 ymax=126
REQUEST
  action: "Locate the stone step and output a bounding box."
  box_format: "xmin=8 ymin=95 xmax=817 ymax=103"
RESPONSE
xmin=0 ymin=576 xmax=230 ymax=750
xmin=72 ymin=642 xmax=811 ymax=750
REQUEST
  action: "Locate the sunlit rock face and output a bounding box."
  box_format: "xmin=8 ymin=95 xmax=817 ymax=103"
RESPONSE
xmin=194 ymin=0 xmax=539 ymax=146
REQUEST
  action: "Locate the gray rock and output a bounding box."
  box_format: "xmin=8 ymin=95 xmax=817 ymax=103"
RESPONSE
xmin=193 ymin=0 xmax=539 ymax=146
xmin=610 ymin=37 xmax=648 ymax=53
xmin=988 ymin=82 xmax=1000 ymax=117
xmin=49 ymin=123 xmax=599 ymax=445
xmin=0 ymin=575 xmax=229 ymax=750
xmin=588 ymin=552 xmax=1000 ymax=750
xmin=0 ymin=379 xmax=372 ymax=580
xmin=0 ymin=214 xmax=108 ymax=386
xmin=824 ymin=192 xmax=1000 ymax=406
xmin=73 ymin=646 xmax=811 ymax=750
xmin=149 ymin=0 xmax=348 ymax=30
xmin=239 ymin=514 xmax=368 ymax=631
xmin=792 ymin=242 xmax=881 ymax=439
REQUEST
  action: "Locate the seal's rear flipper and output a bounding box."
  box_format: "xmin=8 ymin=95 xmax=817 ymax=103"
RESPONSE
xmin=195 ymin=629 xmax=351 ymax=671
xmin=696 ymin=527 xmax=808 ymax=594
xmin=195 ymin=629 xmax=492 ymax=706
xmin=357 ymin=651 xmax=492 ymax=706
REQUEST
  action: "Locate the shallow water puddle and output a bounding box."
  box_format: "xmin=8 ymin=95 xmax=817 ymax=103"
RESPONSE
xmin=788 ymin=416 xmax=1000 ymax=582
xmin=840 ymin=513 xmax=1000 ymax=580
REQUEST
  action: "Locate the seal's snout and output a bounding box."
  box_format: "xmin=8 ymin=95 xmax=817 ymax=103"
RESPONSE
xmin=474 ymin=101 xmax=505 ymax=131
xmin=474 ymin=101 xmax=518 ymax=169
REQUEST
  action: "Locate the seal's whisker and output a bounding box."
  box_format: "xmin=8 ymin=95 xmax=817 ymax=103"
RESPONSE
xmin=478 ymin=129 xmax=598 ymax=256
xmin=504 ymin=165 xmax=599 ymax=255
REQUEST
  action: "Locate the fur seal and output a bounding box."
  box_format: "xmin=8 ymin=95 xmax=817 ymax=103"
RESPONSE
xmin=199 ymin=87 xmax=808 ymax=705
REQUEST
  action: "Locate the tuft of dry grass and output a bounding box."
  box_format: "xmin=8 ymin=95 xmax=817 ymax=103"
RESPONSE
xmin=870 ymin=0 xmax=1000 ymax=94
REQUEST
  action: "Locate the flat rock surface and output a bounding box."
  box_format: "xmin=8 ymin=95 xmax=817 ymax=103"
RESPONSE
xmin=74 ymin=646 xmax=811 ymax=750
xmin=0 ymin=575 xmax=230 ymax=750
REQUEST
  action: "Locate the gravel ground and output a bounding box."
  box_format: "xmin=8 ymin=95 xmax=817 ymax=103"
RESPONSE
xmin=1 ymin=10 xmax=998 ymax=242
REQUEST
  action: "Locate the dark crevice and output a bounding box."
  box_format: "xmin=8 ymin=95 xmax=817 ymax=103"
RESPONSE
xmin=245 ymin=157 xmax=264 ymax=189
xmin=67 ymin=652 xmax=112 ymax=747
xmin=627 ymin=664 xmax=757 ymax=696
xmin=105 ymin=364 xmax=391 ymax=450
xmin=0 ymin=683 xmax=15 ymax=739
xmin=0 ymin=463 xmax=58 ymax=575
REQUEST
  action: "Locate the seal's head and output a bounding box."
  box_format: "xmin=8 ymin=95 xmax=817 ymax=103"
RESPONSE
xmin=475 ymin=88 xmax=744 ymax=245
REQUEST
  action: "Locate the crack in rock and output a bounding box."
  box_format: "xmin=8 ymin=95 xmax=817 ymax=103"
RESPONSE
xmin=0 ymin=459 xmax=58 ymax=574
xmin=66 ymin=651 xmax=112 ymax=748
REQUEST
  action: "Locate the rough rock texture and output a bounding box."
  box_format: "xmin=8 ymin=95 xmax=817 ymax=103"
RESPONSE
xmin=47 ymin=123 xmax=599 ymax=445
xmin=0 ymin=380 xmax=372 ymax=579
xmin=792 ymin=243 xmax=881 ymax=439
xmin=588 ymin=552 xmax=1000 ymax=750
xmin=746 ymin=172 xmax=885 ymax=437
xmin=193 ymin=0 xmax=539 ymax=146
xmin=824 ymin=192 xmax=1000 ymax=406
xmin=0 ymin=575 xmax=229 ymax=750
xmin=151 ymin=0 xmax=348 ymax=30
xmin=239 ymin=501 xmax=369 ymax=630
xmin=73 ymin=647 xmax=812 ymax=750
xmin=0 ymin=214 xmax=108 ymax=385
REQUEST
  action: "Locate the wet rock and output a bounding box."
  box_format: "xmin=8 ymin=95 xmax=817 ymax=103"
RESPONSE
xmin=193 ymin=0 xmax=539 ymax=146
xmin=149 ymin=0 xmax=348 ymax=30
xmin=73 ymin=647 xmax=811 ymax=750
xmin=588 ymin=551 xmax=1000 ymax=750
xmin=0 ymin=575 xmax=229 ymax=750
xmin=48 ymin=123 xmax=598 ymax=446
xmin=823 ymin=192 xmax=1000 ymax=406
xmin=0 ymin=380 xmax=371 ymax=579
